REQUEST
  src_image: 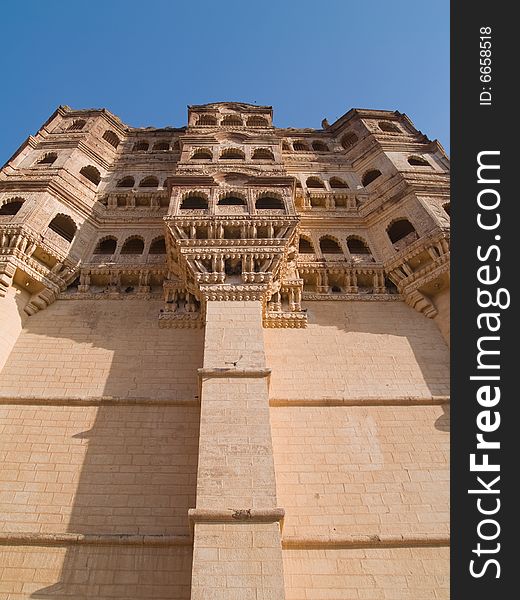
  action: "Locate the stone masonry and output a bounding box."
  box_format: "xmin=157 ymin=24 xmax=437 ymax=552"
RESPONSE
xmin=0 ymin=103 xmax=450 ymax=599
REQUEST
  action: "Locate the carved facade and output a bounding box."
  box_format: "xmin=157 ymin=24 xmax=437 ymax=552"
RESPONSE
xmin=0 ymin=103 xmax=450 ymax=599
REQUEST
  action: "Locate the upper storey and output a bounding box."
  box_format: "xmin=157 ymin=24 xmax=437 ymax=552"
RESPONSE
xmin=1 ymin=103 xmax=449 ymax=214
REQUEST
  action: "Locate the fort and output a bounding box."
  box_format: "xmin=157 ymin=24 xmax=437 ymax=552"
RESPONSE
xmin=0 ymin=102 xmax=450 ymax=599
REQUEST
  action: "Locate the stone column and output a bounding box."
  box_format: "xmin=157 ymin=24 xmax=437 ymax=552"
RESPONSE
xmin=190 ymin=300 xmax=285 ymax=600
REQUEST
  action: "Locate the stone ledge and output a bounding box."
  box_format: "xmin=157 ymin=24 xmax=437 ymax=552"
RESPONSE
xmin=282 ymin=533 xmax=450 ymax=550
xmin=0 ymin=396 xmax=200 ymax=407
xmin=0 ymin=532 xmax=192 ymax=547
xmin=188 ymin=508 xmax=285 ymax=524
xmin=198 ymin=367 xmax=271 ymax=379
xmin=269 ymin=395 xmax=450 ymax=407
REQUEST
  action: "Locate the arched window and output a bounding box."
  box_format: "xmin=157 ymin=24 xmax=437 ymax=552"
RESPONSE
xmin=306 ymin=177 xmax=325 ymax=189
xmin=80 ymin=165 xmax=101 ymax=186
xmin=121 ymin=237 xmax=144 ymax=254
xmin=347 ymin=236 xmax=372 ymax=255
xmin=149 ymin=237 xmax=166 ymax=254
xmin=221 ymin=115 xmax=243 ymax=127
xmin=218 ymin=196 xmax=246 ymax=206
xmin=133 ymin=141 xmax=149 ymax=152
xmin=180 ymin=195 xmax=208 ymax=209
xmin=152 ymin=141 xmax=170 ymax=151
xmin=247 ymin=116 xmax=268 ymax=127
xmin=329 ymin=177 xmax=348 ymax=189
xmin=191 ymin=148 xmax=213 ymax=160
xmin=139 ymin=176 xmax=159 ymax=188
xmin=197 ymin=114 xmax=217 ymax=126
xmin=116 ymin=176 xmax=134 ymax=189
xmin=341 ymin=132 xmax=358 ymax=150
xmin=68 ymin=119 xmax=86 ymax=131
xmin=362 ymin=169 xmax=382 ymax=187
xmin=94 ymin=237 xmax=117 ymax=254
xmin=299 ymin=237 xmax=314 ymax=253
xmin=256 ymin=196 xmax=284 ymax=210
xmin=408 ymin=155 xmax=430 ymax=166
xmin=282 ymin=141 xmax=291 ymax=151
xmin=0 ymin=198 xmax=24 ymax=216
xmin=252 ymin=148 xmax=274 ymax=160
xmin=37 ymin=152 xmax=58 ymax=165
xmin=48 ymin=214 xmax=77 ymax=243
xmin=293 ymin=141 xmax=309 ymax=151
xmin=221 ymin=148 xmax=245 ymax=160
xmin=387 ymin=219 xmax=417 ymax=245
xmin=319 ymin=237 xmax=343 ymax=254
xmin=379 ymin=121 xmax=401 ymax=133
xmin=312 ymin=141 xmax=329 ymax=152
xmin=103 ymin=130 xmax=120 ymax=148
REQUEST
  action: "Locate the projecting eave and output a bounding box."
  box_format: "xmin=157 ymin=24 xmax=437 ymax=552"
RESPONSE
xmin=188 ymin=102 xmax=273 ymax=116
xmin=327 ymin=108 xmax=400 ymax=134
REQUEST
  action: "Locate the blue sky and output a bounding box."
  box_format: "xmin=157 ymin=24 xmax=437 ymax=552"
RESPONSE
xmin=0 ymin=0 xmax=449 ymax=163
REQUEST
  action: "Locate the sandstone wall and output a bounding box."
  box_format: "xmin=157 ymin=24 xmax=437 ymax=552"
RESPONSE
xmin=264 ymin=301 xmax=449 ymax=400
xmin=265 ymin=301 xmax=450 ymax=600
xmin=0 ymin=299 xmax=204 ymax=599
xmin=0 ymin=284 xmax=29 ymax=372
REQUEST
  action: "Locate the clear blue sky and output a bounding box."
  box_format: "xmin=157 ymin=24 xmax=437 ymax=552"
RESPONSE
xmin=0 ymin=0 xmax=449 ymax=163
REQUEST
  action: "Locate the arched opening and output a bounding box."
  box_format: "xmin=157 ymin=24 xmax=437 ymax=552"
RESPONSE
xmin=80 ymin=165 xmax=101 ymax=186
xmin=256 ymin=196 xmax=284 ymax=210
xmin=299 ymin=238 xmax=314 ymax=253
xmin=347 ymin=236 xmax=372 ymax=259
xmin=379 ymin=121 xmax=401 ymax=133
xmin=180 ymin=196 xmax=208 ymax=210
xmin=116 ymin=176 xmax=135 ymax=188
xmin=221 ymin=148 xmax=245 ymax=160
xmin=293 ymin=141 xmax=309 ymax=152
xmin=282 ymin=141 xmax=291 ymax=151
xmin=197 ymin=115 xmax=217 ymax=126
xmin=103 ymin=130 xmax=120 ymax=148
xmin=387 ymin=219 xmax=417 ymax=245
xmin=319 ymin=237 xmax=342 ymax=254
xmin=221 ymin=115 xmax=243 ymax=127
xmin=94 ymin=237 xmax=117 ymax=254
xmin=152 ymin=141 xmax=170 ymax=151
xmin=341 ymin=132 xmax=358 ymax=150
xmin=408 ymin=155 xmax=430 ymax=166
xmin=0 ymin=198 xmax=24 ymax=216
xmin=68 ymin=119 xmax=86 ymax=131
xmin=247 ymin=116 xmax=268 ymax=127
xmin=218 ymin=196 xmax=246 ymax=206
xmin=149 ymin=237 xmax=167 ymax=254
xmin=133 ymin=141 xmax=149 ymax=152
xmin=252 ymin=148 xmax=274 ymax=160
xmin=312 ymin=141 xmax=329 ymax=152
xmin=443 ymin=203 xmax=450 ymax=217
xmin=362 ymin=169 xmax=382 ymax=187
xmin=191 ymin=148 xmax=213 ymax=160
xmin=225 ymin=258 xmax=242 ymax=276
xmin=306 ymin=177 xmax=325 ymax=189
xmin=48 ymin=214 xmax=77 ymax=243
xmin=121 ymin=237 xmax=145 ymax=254
xmin=37 ymin=152 xmax=58 ymax=165
xmin=329 ymin=177 xmax=348 ymax=189
xmin=139 ymin=176 xmax=159 ymax=188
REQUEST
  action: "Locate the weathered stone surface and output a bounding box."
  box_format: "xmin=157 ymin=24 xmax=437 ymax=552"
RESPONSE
xmin=0 ymin=102 xmax=449 ymax=599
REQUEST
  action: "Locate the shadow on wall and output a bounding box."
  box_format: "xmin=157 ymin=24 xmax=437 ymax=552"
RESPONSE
xmin=265 ymin=300 xmax=450 ymax=400
xmin=0 ymin=299 xmax=204 ymax=599
xmin=310 ymin=301 xmax=450 ymax=398
xmin=435 ymin=403 xmax=450 ymax=432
